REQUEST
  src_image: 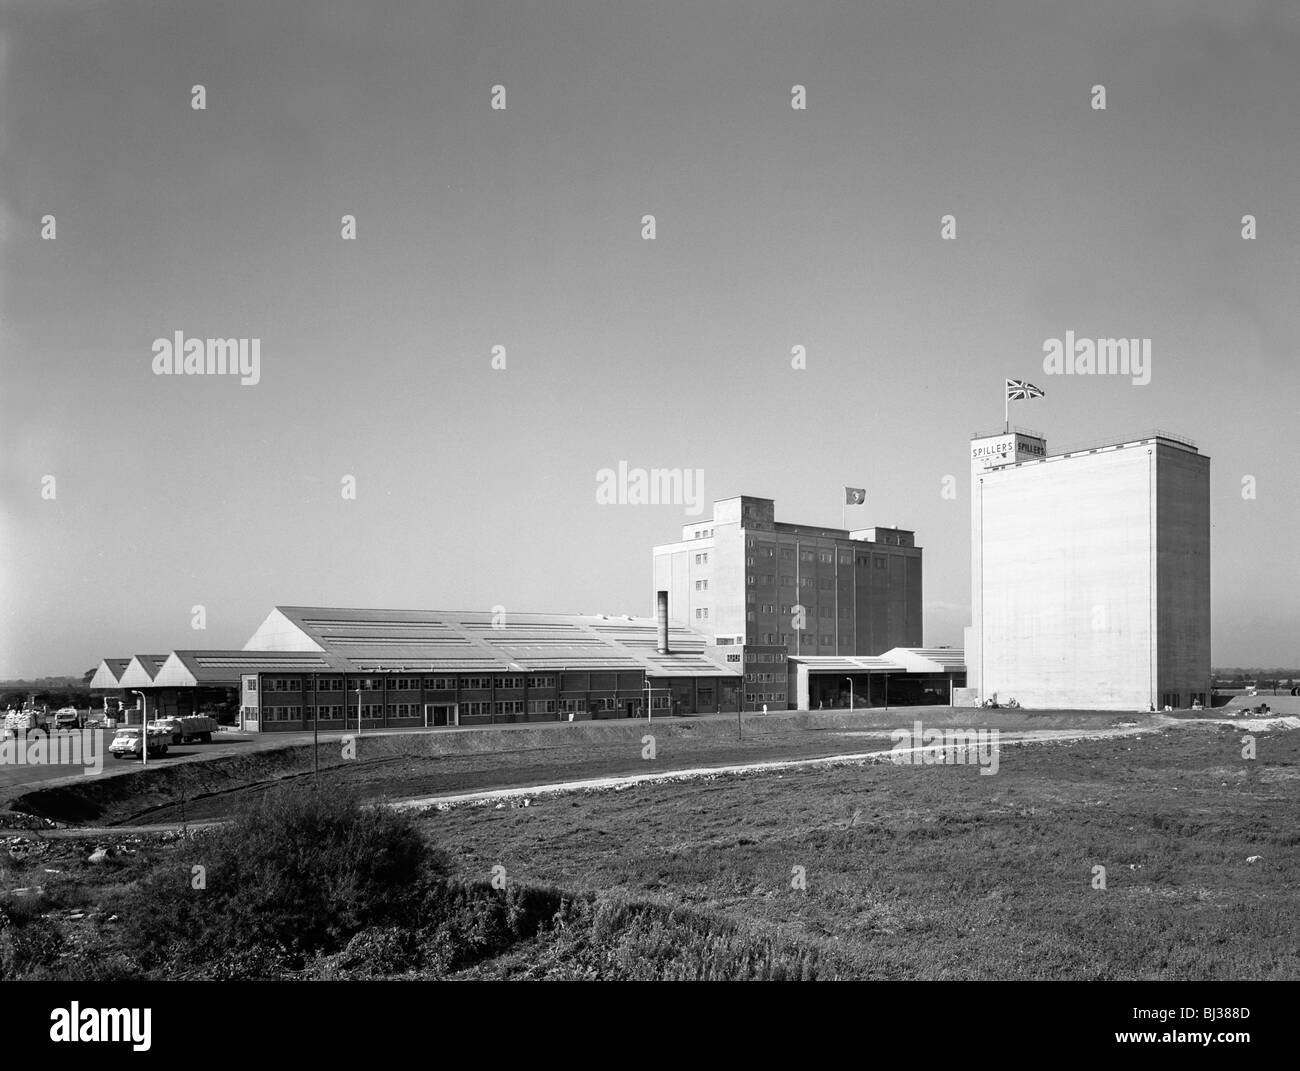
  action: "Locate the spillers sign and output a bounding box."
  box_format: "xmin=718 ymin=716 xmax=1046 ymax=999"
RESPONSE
xmin=971 ymin=436 xmax=1046 ymax=463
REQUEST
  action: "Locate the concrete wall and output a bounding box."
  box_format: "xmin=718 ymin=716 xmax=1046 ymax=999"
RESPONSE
xmin=976 ymin=443 xmax=1157 ymax=709
xmin=243 ymin=609 xmax=324 ymax=652
xmin=968 ymin=431 xmax=1049 ymax=693
xmin=1156 ymin=444 xmax=1211 ymax=704
xmin=651 ymin=544 xmax=696 ymax=627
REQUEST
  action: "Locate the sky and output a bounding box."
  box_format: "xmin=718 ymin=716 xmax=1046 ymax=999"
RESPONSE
xmin=0 ymin=0 xmax=1297 ymax=677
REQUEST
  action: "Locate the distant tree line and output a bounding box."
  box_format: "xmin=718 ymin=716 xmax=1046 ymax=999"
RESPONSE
xmin=0 ymin=672 xmax=94 ymax=710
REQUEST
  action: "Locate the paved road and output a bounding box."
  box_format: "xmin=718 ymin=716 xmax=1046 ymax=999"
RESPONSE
xmin=0 ymin=716 xmax=704 ymax=793
xmin=0 ymin=727 xmax=334 ymax=792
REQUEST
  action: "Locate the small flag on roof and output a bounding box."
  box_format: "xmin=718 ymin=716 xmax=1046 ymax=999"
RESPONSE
xmin=845 ymin=487 xmax=866 ymax=505
xmin=1006 ymin=379 xmax=1045 ymax=400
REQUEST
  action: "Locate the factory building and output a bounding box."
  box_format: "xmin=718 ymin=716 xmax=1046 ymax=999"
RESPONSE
xmin=652 ymin=495 xmax=923 ymax=709
xmin=964 ymin=428 xmax=1210 ymax=710
xmin=91 ymin=604 xmax=747 ymax=732
xmin=789 ymin=647 xmax=966 ymax=710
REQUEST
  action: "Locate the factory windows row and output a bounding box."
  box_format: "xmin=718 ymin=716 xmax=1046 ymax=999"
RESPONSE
xmin=254 ymin=674 xmax=564 ymax=694
xmin=752 ymin=633 xmax=841 ymax=645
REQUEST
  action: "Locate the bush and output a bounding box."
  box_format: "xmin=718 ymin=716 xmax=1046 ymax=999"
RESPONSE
xmin=0 ymin=906 xmax=64 ymax=979
xmin=110 ymin=783 xmax=443 ymax=976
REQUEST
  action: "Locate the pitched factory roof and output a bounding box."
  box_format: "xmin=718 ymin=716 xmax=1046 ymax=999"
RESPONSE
xmin=88 ymin=658 xmax=132 ymax=689
xmin=250 ymin=606 xmax=734 ymax=678
xmin=117 ymin=655 xmax=172 ymax=689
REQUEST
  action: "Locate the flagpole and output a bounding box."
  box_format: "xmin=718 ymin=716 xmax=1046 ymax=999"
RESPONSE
xmin=1004 ymin=381 xmax=1009 ymax=434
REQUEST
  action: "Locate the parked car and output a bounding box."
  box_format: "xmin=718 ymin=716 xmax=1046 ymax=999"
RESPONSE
xmin=109 ymin=727 xmax=169 ymax=760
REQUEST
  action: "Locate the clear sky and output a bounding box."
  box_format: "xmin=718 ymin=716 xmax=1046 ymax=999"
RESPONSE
xmin=1 ymin=0 xmax=1297 ymax=677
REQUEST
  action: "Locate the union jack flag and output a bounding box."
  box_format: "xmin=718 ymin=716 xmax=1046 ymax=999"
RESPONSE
xmin=1006 ymin=379 xmax=1045 ymax=400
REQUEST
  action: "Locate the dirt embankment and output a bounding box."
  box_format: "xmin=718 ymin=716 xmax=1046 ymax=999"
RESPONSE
xmin=1 ymin=707 xmax=1158 ymax=827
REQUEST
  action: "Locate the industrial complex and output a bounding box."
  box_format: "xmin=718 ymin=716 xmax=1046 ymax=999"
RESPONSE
xmin=86 ymin=428 xmax=1211 ymax=726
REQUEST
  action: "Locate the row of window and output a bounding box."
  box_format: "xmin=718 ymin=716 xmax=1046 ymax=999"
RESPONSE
xmin=252 ymin=674 xmax=562 ymax=693
xmin=747 ymin=693 xmax=786 ymax=704
xmin=693 ymin=552 xmax=710 ymax=565
xmin=744 ymin=653 xmax=786 ymax=663
xmin=746 ymin=606 xmax=848 ymax=619
xmin=694 ymin=608 xmax=710 ymax=619
xmin=691 ymin=527 xmax=715 ymax=539
xmin=745 ymin=540 xmax=849 ymax=562
xmin=248 ymin=694 xmax=702 ymax=722
xmin=694 ymin=579 xmax=709 ymax=590
xmin=744 ymin=672 xmax=784 ymax=683
xmin=753 ymin=633 xmax=843 ymax=645
xmin=742 ymin=550 xmax=894 ymax=570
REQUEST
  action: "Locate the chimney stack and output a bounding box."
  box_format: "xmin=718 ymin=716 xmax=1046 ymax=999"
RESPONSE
xmin=656 ymin=590 xmax=670 ymax=654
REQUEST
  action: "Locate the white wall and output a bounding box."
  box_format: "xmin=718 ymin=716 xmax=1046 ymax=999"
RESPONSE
xmin=976 ymin=445 xmax=1157 ymax=709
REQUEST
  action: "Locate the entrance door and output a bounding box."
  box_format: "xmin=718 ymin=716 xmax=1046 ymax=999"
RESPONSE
xmin=425 ymin=704 xmax=457 ymax=727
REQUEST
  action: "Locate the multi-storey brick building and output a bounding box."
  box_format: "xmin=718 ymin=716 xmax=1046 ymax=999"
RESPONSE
xmin=652 ymin=495 xmax=923 ymax=709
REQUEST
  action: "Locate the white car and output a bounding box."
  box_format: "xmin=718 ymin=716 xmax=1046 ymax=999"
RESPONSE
xmin=109 ymin=727 xmax=169 ymax=760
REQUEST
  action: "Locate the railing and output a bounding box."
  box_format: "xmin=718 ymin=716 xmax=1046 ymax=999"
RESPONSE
xmin=1051 ymin=428 xmax=1198 ymax=455
xmin=973 ymin=427 xmax=1198 ymax=457
xmin=970 ymin=426 xmax=1046 ymax=441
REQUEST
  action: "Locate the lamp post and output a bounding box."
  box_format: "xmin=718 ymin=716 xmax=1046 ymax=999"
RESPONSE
xmin=130 ymin=690 xmax=147 ymax=766
xmin=312 ymin=674 xmax=318 ymax=783
xmin=845 ymin=678 xmax=854 ymax=710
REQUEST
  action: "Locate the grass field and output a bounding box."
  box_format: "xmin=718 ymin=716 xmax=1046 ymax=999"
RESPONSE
xmin=1 ymin=707 xmax=1144 ymax=826
xmin=1 ymin=718 xmax=1295 ymax=979
xmin=412 ymin=723 xmax=1299 ymax=979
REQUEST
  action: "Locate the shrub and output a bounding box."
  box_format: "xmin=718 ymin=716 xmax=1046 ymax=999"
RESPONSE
xmin=110 ymin=783 xmax=443 ymax=975
xmin=0 ymin=907 xmax=64 ymax=979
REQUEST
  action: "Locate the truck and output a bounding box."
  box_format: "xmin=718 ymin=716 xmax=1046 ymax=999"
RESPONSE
xmin=148 ymin=715 xmax=218 ymax=745
xmin=53 ymin=707 xmax=85 ymax=730
xmin=4 ymin=708 xmax=51 ymax=737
